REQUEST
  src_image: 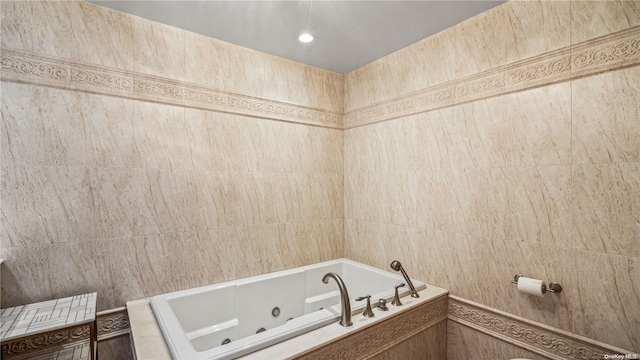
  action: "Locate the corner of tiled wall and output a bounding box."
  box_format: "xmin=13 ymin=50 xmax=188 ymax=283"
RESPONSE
xmin=342 ymin=0 xmax=640 ymax=355
xmin=0 ymin=0 xmax=345 ymax=324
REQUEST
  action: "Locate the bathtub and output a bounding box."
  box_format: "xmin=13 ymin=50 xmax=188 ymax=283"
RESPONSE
xmin=150 ymin=258 xmax=426 ymax=360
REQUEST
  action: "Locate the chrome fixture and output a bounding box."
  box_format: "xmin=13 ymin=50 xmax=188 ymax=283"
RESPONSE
xmin=377 ymin=298 xmax=388 ymax=311
xmin=355 ymin=295 xmax=375 ymax=317
xmin=390 ymin=260 xmax=420 ymax=298
xmin=392 ymin=283 xmax=405 ymax=306
xmin=322 ymin=272 xmax=352 ymax=327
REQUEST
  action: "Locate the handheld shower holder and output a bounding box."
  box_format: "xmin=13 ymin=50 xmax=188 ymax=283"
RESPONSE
xmin=390 ymin=260 xmax=420 ymax=298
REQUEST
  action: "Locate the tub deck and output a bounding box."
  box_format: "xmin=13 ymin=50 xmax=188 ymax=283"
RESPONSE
xmin=127 ymin=286 xmax=448 ymax=360
xmin=148 ymin=259 xmax=429 ymax=359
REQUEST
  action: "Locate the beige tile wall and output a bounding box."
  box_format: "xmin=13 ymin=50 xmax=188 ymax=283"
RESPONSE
xmin=447 ymin=321 xmax=548 ymax=360
xmin=0 ymin=1 xmax=344 ymax=312
xmin=370 ymin=321 xmax=447 ymax=360
xmin=2 ymin=0 xmax=640 ymax=357
xmin=98 ymin=335 xmax=133 ymax=360
xmin=344 ymin=0 xmax=640 ymax=353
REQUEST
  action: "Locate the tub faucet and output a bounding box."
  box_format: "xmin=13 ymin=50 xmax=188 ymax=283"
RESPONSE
xmin=392 ymin=283 xmax=406 ymax=306
xmin=322 ymin=272 xmax=352 ymax=327
xmin=390 ymin=260 xmax=420 ymax=298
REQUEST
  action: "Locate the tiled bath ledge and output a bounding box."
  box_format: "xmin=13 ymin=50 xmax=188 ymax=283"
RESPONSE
xmin=126 ymin=287 xmax=448 ymax=360
xmin=448 ymin=296 xmax=639 ymax=359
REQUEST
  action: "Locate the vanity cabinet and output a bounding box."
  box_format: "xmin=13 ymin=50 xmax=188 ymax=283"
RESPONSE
xmin=1 ymin=293 xmax=98 ymax=360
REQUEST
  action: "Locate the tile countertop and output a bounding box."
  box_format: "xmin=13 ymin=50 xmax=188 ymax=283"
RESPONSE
xmin=127 ymin=286 xmax=448 ymax=360
xmin=1 ymin=293 xmax=97 ymax=342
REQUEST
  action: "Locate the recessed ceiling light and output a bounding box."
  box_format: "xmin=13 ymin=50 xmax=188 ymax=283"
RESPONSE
xmin=298 ymin=33 xmax=314 ymax=43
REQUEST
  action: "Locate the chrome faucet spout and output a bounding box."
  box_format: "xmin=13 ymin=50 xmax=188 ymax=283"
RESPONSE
xmin=390 ymin=260 xmax=420 ymax=298
xmin=322 ymin=272 xmax=352 ymax=327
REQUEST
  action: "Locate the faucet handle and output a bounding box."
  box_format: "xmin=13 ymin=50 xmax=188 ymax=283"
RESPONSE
xmin=355 ymin=295 xmax=375 ymax=317
xmin=377 ymin=298 xmax=388 ymax=311
xmin=392 ymin=283 xmax=406 ymax=306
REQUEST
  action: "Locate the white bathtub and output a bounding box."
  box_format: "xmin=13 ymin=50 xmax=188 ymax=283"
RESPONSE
xmin=150 ymin=258 xmax=426 ymax=360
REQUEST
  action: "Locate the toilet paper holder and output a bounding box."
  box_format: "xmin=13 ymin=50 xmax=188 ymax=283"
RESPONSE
xmin=511 ymin=274 xmax=563 ymax=294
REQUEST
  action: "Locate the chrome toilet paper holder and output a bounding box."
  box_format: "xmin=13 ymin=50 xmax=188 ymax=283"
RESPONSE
xmin=511 ymin=274 xmax=563 ymax=294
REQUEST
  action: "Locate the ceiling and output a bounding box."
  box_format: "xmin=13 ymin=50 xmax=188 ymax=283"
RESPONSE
xmin=91 ymin=0 xmax=505 ymax=74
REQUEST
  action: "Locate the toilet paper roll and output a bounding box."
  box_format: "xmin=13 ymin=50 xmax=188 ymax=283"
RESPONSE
xmin=517 ymin=276 xmax=545 ymax=297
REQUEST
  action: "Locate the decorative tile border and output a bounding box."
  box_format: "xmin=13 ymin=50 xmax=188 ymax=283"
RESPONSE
xmin=70 ymin=66 xmax=133 ymax=92
xmin=1 ymin=324 xmax=90 ymax=357
xmin=2 ymin=26 xmax=638 ymax=130
xmin=502 ymin=49 xmax=571 ymax=94
xmin=95 ymin=308 xmax=129 ymax=341
xmin=1 ymin=308 xmax=129 ymax=359
xmin=572 ymin=26 xmax=640 ymax=78
xmin=448 ymin=296 xmax=639 ymax=360
xmin=0 ymin=50 xmax=70 ymax=89
xmin=294 ymin=295 xmax=448 ymax=360
xmin=9 ymin=341 xmax=91 ymax=360
xmin=344 ymin=26 xmax=640 ymax=128
xmin=0 ymin=49 xmax=343 ymax=129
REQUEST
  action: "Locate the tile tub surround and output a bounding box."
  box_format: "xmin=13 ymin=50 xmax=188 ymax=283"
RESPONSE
xmin=0 ymin=1 xmax=344 ymax=116
xmin=1 ymin=0 xmax=345 ymax=317
xmin=126 ymin=287 xmax=448 ymax=360
xmin=448 ymin=296 xmax=639 ymax=360
xmin=149 ymin=258 xmax=427 ymax=359
xmin=344 ymin=65 xmax=640 ymax=352
xmin=1 ymin=0 xmax=640 ymax=358
xmin=342 ymin=0 xmax=640 ymax=356
xmin=127 ymin=291 xmax=638 ymax=360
